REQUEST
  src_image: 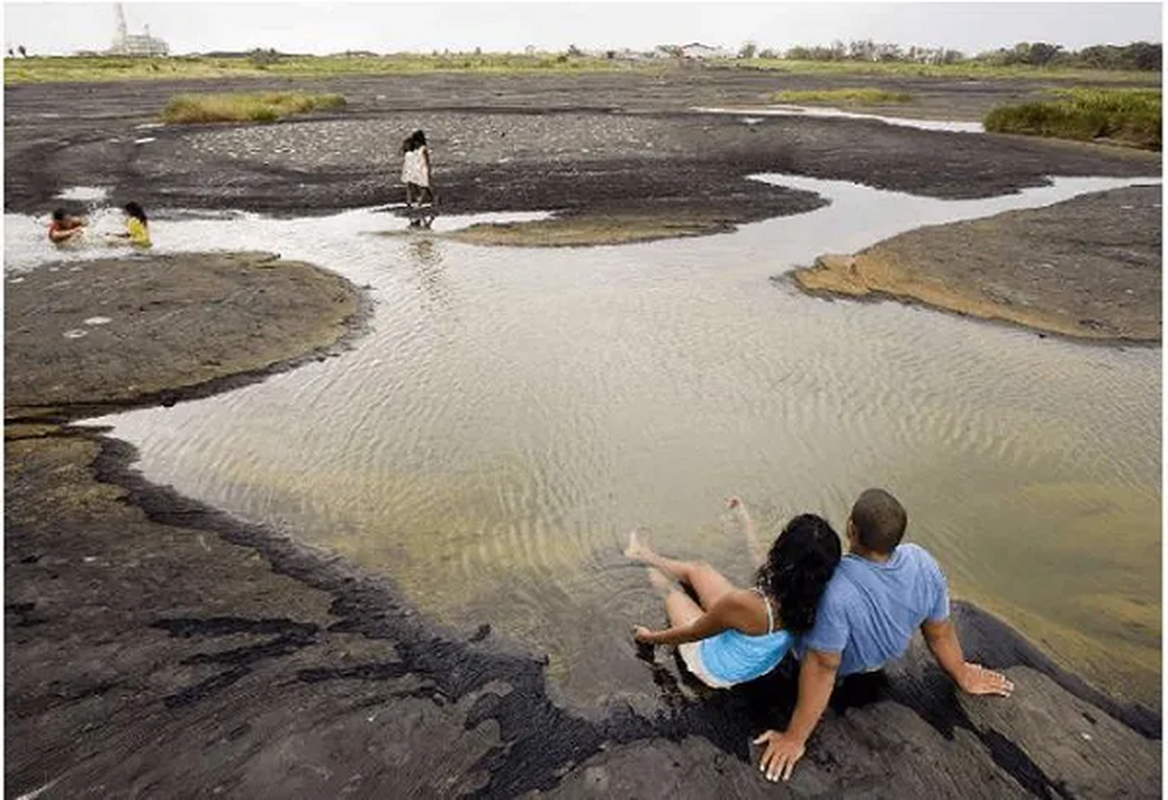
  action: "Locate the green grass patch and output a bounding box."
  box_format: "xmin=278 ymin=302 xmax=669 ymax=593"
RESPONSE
xmin=773 ymin=87 xmax=912 ymax=105
xmin=160 ymin=91 xmax=347 ymax=124
xmin=984 ymin=87 xmax=1161 ymax=150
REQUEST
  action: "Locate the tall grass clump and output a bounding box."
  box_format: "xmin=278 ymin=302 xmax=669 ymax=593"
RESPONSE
xmin=161 ymin=91 xmax=347 ymax=124
xmin=984 ymin=88 xmax=1161 ymax=149
xmin=773 ymin=87 xmax=912 ymax=104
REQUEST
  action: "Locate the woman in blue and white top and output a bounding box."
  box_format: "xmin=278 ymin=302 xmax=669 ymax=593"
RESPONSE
xmin=628 ymin=498 xmax=841 ymax=688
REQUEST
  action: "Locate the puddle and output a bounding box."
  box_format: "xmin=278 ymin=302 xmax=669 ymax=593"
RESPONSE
xmin=367 ymin=207 xmax=552 ymax=234
xmin=4 ymin=206 xmax=555 ymax=274
xmin=7 ymin=174 xmax=1159 ymax=710
xmin=693 ymin=105 xmax=985 ymax=133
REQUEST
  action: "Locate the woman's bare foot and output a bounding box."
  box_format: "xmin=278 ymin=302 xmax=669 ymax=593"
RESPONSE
xmin=625 ymin=528 xmax=655 ymax=562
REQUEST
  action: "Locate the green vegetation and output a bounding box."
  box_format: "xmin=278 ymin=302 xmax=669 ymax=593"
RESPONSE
xmin=4 ymin=53 xmax=649 ymax=85
xmin=774 ymin=87 xmax=912 ymax=105
xmin=728 ymin=57 xmax=1158 ymax=84
xmin=6 ymin=44 xmax=1160 ymax=87
xmin=984 ymin=88 xmax=1162 ymax=150
xmin=161 ymin=91 xmax=347 ymax=124
xmin=743 ymin=39 xmax=1160 ymax=73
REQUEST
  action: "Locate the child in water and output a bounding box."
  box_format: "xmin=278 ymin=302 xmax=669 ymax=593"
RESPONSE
xmin=48 ymin=208 xmax=86 ymax=244
xmin=627 ymin=497 xmax=841 ymax=688
xmin=114 ymin=202 xmax=151 ymax=248
xmin=399 ymin=129 xmax=435 ymax=208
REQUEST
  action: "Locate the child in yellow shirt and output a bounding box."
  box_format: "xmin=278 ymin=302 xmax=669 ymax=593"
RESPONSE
xmin=118 ymin=202 xmax=151 ymax=247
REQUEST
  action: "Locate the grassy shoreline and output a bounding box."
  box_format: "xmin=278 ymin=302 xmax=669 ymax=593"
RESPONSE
xmin=774 ymin=87 xmax=912 ymax=104
xmin=5 ymin=53 xmax=1160 ymax=86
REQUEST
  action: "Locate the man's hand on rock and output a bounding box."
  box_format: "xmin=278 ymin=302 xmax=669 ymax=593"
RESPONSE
xmin=754 ymin=729 xmax=806 ymax=782
xmin=959 ymin=662 xmax=1014 ymax=696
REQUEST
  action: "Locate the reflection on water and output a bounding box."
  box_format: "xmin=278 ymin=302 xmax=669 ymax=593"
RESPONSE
xmin=692 ymin=105 xmax=985 ymax=133
xmin=14 ymin=174 xmax=1158 ymax=709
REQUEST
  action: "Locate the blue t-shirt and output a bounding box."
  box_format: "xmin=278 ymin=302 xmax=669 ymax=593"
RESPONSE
xmin=802 ymin=543 xmax=949 ymax=676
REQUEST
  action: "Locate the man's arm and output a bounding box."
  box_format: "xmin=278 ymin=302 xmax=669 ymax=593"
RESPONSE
xmin=755 ymin=648 xmax=840 ymax=782
xmin=921 ymin=618 xmax=1014 ymax=696
xmin=49 ymin=226 xmax=82 ymax=243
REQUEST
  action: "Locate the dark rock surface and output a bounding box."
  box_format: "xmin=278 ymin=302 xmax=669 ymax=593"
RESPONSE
xmin=4 ymin=251 xmax=364 ymax=418
xmin=794 ymin=185 xmax=1162 ymax=342
xmin=6 ymin=71 xmax=1159 ymax=223
xmin=5 ymin=413 xmax=1160 ymax=798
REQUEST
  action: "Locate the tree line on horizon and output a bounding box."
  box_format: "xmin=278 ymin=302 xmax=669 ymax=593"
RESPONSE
xmin=741 ymin=39 xmax=1161 ymax=71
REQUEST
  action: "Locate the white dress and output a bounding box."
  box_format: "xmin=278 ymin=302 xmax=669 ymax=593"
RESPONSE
xmin=401 ymin=146 xmax=430 ymax=187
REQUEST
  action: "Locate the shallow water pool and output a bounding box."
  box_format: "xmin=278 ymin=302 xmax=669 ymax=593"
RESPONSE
xmin=10 ymin=173 xmax=1159 ymax=709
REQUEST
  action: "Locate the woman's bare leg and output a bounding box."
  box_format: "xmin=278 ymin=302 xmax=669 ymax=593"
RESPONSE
xmin=626 ymin=530 xmax=735 ymax=610
xmin=727 ymin=496 xmax=766 ymax=568
xmin=642 ymin=567 xmax=705 ymax=628
xmin=665 ymin=586 xmax=704 ymax=628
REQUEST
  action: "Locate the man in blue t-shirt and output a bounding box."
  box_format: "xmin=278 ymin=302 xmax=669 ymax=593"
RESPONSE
xmin=755 ymin=488 xmax=1014 ymax=782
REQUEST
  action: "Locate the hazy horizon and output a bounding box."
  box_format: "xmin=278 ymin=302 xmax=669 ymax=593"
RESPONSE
xmin=3 ymin=3 xmax=1162 ymax=57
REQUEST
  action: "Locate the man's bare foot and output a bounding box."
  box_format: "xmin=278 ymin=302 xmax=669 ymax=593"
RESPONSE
xmin=647 ymin=567 xmax=674 ymax=594
xmin=625 ymin=528 xmax=654 ymax=562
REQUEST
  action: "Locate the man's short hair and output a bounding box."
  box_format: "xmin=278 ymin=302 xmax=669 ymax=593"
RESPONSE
xmin=850 ymin=489 xmax=907 ymax=554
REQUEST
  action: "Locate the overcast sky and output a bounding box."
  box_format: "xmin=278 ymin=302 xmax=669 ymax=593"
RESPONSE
xmin=3 ymin=2 xmax=1162 ymax=57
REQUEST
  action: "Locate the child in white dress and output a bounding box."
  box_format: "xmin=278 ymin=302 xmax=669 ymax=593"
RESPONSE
xmin=400 ymin=129 xmax=435 ymax=208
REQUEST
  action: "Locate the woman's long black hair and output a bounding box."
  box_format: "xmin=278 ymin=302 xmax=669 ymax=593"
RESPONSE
xmin=756 ymin=514 xmax=842 ymax=633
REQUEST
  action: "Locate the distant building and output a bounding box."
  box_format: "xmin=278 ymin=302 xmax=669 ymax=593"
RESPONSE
xmin=651 ymin=42 xmax=734 ymax=60
xmin=107 ymin=3 xmax=168 ymax=57
xmin=677 ymin=42 xmax=733 ymax=60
